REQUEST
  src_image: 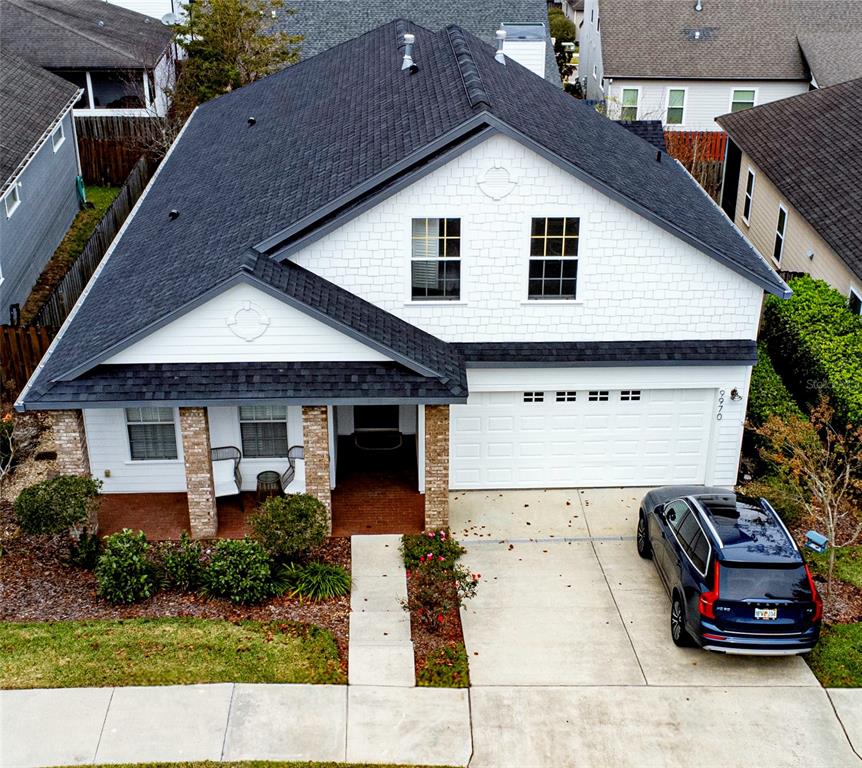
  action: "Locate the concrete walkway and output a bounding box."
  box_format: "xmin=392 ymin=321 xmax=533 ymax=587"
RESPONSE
xmin=348 ymin=534 xmax=415 ymax=687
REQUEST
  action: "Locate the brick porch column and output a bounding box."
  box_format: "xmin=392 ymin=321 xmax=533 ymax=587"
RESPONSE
xmin=302 ymin=405 xmax=332 ymax=533
xmin=53 ymin=409 xmax=98 ymax=531
xmin=179 ymin=407 xmax=217 ymax=539
xmin=424 ymin=404 xmax=450 ymax=530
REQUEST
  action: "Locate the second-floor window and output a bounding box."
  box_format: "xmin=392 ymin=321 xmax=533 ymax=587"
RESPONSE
xmin=529 ymin=217 xmax=579 ymax=300
xmin=742 ymin=169 xmax=755 ymax=224
xmin=666 ymin=89 xmax=686 ymax=125
xmin=620 ymin=88 xmax=639 ymax=120
xmin=411 ymin=218 xmax=461 ymax=300
xmin=731 ymin=89 xmax=756 ymax=112
xmin=773 ymin=205 xmax=788 ymax=264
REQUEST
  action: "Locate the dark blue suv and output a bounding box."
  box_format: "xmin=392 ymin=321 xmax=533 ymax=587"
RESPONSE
xmin=637 ymin=486 xmax=822 ymax=655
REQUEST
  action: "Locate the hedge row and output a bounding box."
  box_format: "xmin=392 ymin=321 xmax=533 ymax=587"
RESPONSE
xmin=763 ymin=276 xmax=862 ymax=428
xmin=747 ymin=342 xmax=805 ymax=426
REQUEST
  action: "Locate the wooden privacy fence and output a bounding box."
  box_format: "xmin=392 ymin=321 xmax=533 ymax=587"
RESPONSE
xmin=664 ymin=130 xmax=728 ymax=202
xmin=75 ymin=115 xmax=164 ymax=185
xmin=0 ymin=325 xmax=56 ymax=403
xmin=32 ymin=157 xmax=151 ymax=329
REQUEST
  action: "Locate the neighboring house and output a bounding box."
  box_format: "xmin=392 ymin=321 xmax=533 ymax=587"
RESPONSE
xmin=561 ymin=0 xmax=585 ymax=40
xmin=273 ymin=0 xmax=558 ymax=82
xmin=17 ymin=20 xmax=788 ymax=539
xmin=1 ymin=0 xmax=174 ymax=117
xmin=104 ymin=0 xmax=181 ymax=20
xmin=718 ymin=80 xmax=862 ymax=314
xmin=0 ymin=53 xmax=82 ymax=322
xmin=580 ymin=0 xmax=862 ymax=130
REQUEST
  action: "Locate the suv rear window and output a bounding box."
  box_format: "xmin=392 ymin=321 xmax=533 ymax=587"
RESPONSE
xmin=719 ymin=565 xmax=811 ymax=601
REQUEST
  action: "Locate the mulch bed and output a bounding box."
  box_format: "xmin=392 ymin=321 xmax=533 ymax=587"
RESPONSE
xmin=0 ymin=502 xmax=351 ymax=675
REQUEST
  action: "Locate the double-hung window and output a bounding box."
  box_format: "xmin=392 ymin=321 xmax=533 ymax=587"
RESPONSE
xmin=665 ymin=88 xmax=686 ymax=125
xmin=529 ymin=217 xmax=579 ymax=299
xmin=730 ymin=89 xmax=756 ymax=112
xmin=126 ymin=407 xmax=178 ymax=461
xmin=620 ymin=88 xmax=639 ymax=120
xmin=742 ymin=169 xmax=755 ymax=224
xmin=239 ymin=405 xmax=288 ymax=458
xmin=411 ymin=218 xmax=461 ymax=300
xmin=773 ymin=205 xmax=788 ymax=264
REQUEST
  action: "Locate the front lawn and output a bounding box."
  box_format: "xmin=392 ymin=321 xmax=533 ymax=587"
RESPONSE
xmin=807 ymin=623 xmax=862 ymax=687
xmin=0 ymin=618 xmax=345 ymax=689
xmin=807 ymin=546 xmax=862 ymax=590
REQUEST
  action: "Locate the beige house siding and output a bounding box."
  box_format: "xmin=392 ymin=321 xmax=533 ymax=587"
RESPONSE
xmin=733 ymin=152 xmax=861 ymax=304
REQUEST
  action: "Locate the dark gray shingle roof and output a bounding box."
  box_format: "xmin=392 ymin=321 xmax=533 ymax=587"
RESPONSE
xmin=717 ymin=79 xmax=862 ymax=281
xmin=0 ymin=51 xmax=80 ymax=188
xmin=1 ymin=0 xmax=171 ymax=70
xmin=598 ymin=0 xmax=862 ymax=80
xmin=618 ymin=120 xmax=666 ymax=152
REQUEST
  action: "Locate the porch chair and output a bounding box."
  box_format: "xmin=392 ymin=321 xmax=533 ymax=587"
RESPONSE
xmin=211 ymin=445 xmax=242 ymax=497
xmin=280 ymin=445 xmax=305 ymax=492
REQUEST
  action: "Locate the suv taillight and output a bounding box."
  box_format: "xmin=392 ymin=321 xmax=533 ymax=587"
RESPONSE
xmin=805 ymin=564 xmax=823 ymax=622
xmin=698 ymin=562 xmax=720 ymax=619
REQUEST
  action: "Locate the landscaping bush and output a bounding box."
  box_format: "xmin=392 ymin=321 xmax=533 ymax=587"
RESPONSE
xmin=763 ymin=276 xmax=862 ymax=428
xmin=249 ymin=493 xmax=329 ymax=562
xmin=68 ymin=529 xmax=102 ymax=570
xmin=747 ymin=342 xmax=805 ymax=426
xmin=204 ymin=538 xmax=273 ymax=604
xmin=158 ymin=533 xmax=204 ymax=591
xmin=273 ymin=561 xmax=351 ymax=601
xmin=14 ymin=475 xmax=102 ymax=536
xmin=401 ymin=529 xmax=465 ymax=570
xmin=95 ymin=529 xmax=157 ymax=604
xmin=408 ymin=559 xmax=479 ymax=630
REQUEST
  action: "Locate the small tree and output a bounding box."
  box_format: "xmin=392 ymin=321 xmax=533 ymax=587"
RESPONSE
xmin=756 ymin=399 xmax=862 ymax=597
xmin=548 ymin=7 xmax=578 ymax=85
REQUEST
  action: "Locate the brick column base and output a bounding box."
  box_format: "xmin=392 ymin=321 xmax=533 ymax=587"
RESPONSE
xmin=179 ymin=407 xmax=217 ymax=539
xmin=303 ymin=406 xmax=332 ymax=534
xmin=424 ymin=404 xmax=450 ymax=530
xmin=52 ymin=409 xmax=98 ymax=530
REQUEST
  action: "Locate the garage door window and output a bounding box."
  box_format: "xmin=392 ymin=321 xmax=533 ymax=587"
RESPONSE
xmin=620 ymin=390 xmax=641 ymax=401
xmin=588 ymin=390 xmax=609 ymax=401
xmin=529 ymin=217 xmax=579 ymax=300
xmin=523 ymin=391 xmax=544 ymax=403
xmin=555 ymin=391 xmax=577 ymax=402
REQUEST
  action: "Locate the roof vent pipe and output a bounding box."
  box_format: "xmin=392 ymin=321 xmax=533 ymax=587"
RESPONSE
xmin=495 ymin=29 xmax=507 ymax=64
xmin=401 ymin=33 xmax=415 ymax=70
xmin=695 ymin=0 xmax=703 ymax=10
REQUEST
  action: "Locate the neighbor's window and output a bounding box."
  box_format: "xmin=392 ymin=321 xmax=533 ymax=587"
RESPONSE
xmin=588 ymin=390 xmax=609 ymax=401
xmin=239 ymin=405 xmax=288 ymax=458
xmin=620 ymin=88 xmax=639 ymax=120
xmin=529 ymin=217 xmax=579 ymax=299
xmin=666 ymin=89 xmax=686 ymax=125
xmin=849 ymin=289 xmax=862 ymax=316
xmin=411 ymin=218 xmax=461 ymax=300
xmin=731 ymin=89 xmax=756 ymax=112
xmin=4 ymin=185 xmax=21 ymax=217
xmin=90 ymin=70 xmax=143 ymax=109
xmin=742 ymin=168 xmax=755 ymax=224
xmin=523 ymin=391 xmax=544 ymax=403
xmin=51 ymin=123 xmax=65 ymax=152
xmin=126 ymin=407 xmax=178 ymax=461
xmin=773 ymin=205 xmax=788 ymax=264
xmin=54 ymin=70 xmax=89 ymax=108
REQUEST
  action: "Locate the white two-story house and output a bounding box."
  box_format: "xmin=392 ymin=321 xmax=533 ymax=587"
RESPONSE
xmin=18 ymin=20 xmax=788 ymax=539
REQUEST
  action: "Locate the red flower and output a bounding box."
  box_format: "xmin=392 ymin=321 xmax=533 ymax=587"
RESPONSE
xmin=438 ymin=555 xmax=444 ymax=562
xmin=437 ymin=614 xmax=445 ymax=623
xmin=419 ymin=555 xmax=425 ymax=563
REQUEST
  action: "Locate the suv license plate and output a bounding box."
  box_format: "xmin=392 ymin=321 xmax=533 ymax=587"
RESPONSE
xmin=754 ymin=608 xmax=778 ymax=620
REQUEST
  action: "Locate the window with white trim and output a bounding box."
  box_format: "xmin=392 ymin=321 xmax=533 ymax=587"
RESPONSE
xmin=773 ymin=205 xmax=788 ymax=264
xmin=126 ymin=407 xmax=178 ymax=461
xmin=555 ymin=391 xmax=577 ymax=402
xmin=411 ymin=218 xmax=460 ymax=300
xmin=239 ymin=405 xmax=289 ymax=458
xmin=666 ymin=89 xmax=685 ymax=125
xmin=588 ymin=390 xmax=609 ymax=402
xmin=523 ymin=392 xmax=544 ymax=403
xmin=529 ymin=217 xmax=579 ymax=300
xmin=849 ymin=288 xmax=862 ymax=316
xmin=620 ymin=390 xmax=641 ymax=401
xmin=4 ymin=185 xmax=21 ymax=218
xmin=742 ymin=168 xmax=755 ymax=224
xmin=620 ymin=88 xmax=639 ymax=120
xmin=51 ymin=123 xmax=65 ymax=152
xmin=731 ymin=89 xmax=756 ymax=112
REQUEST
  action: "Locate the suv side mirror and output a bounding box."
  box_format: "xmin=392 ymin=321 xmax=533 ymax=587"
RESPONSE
xmin=666 ymin=507 xmax=676 ymax=523
xmin=655 ymin=503 xmax=666 ymax=518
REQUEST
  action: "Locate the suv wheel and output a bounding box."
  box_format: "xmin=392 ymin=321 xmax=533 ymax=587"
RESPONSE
xmin=671 ymin=593 xmax=692 ymax=647
xmin=636 ymin=513 xmax=652 ymax=559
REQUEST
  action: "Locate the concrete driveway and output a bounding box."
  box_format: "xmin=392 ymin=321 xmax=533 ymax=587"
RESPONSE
xmin=452 ymin=488 xmax=861 ymax=768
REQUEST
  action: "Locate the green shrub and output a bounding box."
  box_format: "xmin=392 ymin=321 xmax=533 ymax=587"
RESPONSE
xmin=402 ymin=529 xmax=465 ymax=570
xmin=69 ymin=529 xmax=102 ymax=570
xmin=408 ymin=559 xmax=479 ymax=631
xmin=204 ymin=538 xmax=272 ymax=604
xmin=747 ymin=342 xmax=805 ymax=426
xmin=14 ymin=475 xmax=102 ymax=536
xmin=273 ymin=561 xmax=351 ymax=601
xmin=158 ymin=533 xmax=204 ymax=591
xmin=417 ymin=643 xmax=470 ymax=688
xmin=249 ymin=493 xmax=329 ymax=562
xmin=763 ymin=276 xmax=862 ymax=428
xmin=95 ymin=529 xmax=157 ymax=604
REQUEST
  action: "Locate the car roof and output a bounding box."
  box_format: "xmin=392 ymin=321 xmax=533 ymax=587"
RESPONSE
xmin=690 ymin=493 xmax=802 ymax=565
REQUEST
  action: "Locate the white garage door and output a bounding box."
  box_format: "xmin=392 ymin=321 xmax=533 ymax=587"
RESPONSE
xmin=450 ymin=388 xmax=715 ymax=489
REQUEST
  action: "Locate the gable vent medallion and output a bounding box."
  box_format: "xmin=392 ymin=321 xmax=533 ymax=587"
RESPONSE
xmin=227 ymin=301 xmax=271 ymax=341
xmin=478 ymin=166 xmax=517 ymax=200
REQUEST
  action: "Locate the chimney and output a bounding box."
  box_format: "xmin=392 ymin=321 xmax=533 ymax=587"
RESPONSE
xmin=401 ymin=33 xmax=415 ymax=70
xmin=495 ymin=29 xmax=507 ymax=64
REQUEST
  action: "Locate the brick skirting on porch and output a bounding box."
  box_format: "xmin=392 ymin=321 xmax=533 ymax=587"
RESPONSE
xmin=179 ymin=406 xmax=218 ymax=539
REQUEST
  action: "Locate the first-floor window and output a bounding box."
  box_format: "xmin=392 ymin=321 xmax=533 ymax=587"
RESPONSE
xmin=411 ymin=217 xmax=461 ymax=300
xmin=666 ymin=88 xmax=686 ymax=125
xmin=126 ymin=407 xmax=178 ymax=460
xmin=620 ymin=88 xmax=639 ymax=120
xmin=742 ymin=168 xmax=755 ymax=224
xmin=529 ymin=217 xmax=579 ymax=299
xmin=240 ymin=405 xmax=288 ymax=458
xmin=773 ymin=205 xmax=788 ymax=264
xmin=731 ymin=89 xmax=756 ymax=112
xmin=849 ymin=289 xmax=862 ymax=316
xmin=4 ymin=184 xmax=21 ymax=217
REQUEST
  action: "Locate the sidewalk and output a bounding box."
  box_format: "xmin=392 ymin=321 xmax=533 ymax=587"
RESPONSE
xmin=0 ymin=683 xmax=471 ymax=768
